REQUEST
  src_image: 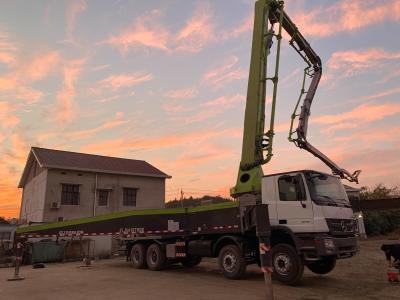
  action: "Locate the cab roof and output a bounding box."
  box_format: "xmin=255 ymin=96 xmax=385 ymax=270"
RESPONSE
xmin=263 ymin=169 xmax=336 ymax=178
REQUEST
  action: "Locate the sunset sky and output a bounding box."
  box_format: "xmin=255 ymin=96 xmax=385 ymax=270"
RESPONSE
xmin=1 ymin=0 xmax=399 ymax=218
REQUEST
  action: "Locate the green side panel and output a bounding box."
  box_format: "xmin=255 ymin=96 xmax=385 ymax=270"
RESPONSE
xmin=188 ymin=201 xmax=239 ymax=213
xmin=16 ymin=201 xmax=239 ymax=234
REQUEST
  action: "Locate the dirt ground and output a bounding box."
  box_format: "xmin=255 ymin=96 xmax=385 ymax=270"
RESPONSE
xmin=1 ymin=237 xmax=399 ymax=300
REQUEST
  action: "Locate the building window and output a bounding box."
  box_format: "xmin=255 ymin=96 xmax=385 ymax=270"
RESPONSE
xmin=98 ymin=190 xmax=109 ymax=206
xmin=123 ymin=188 xmax=137 ymax=206
xmin=61 ymin=184 xmax=80 ymax=205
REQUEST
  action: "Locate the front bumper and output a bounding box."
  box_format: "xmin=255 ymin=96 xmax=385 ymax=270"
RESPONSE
xmin=315 ymin=235 xmax=359 ymax=258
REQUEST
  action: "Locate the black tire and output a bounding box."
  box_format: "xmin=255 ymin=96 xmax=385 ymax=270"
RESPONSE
xmin=146 ymin=243 xmax=166 ymax=271
xmin=307 ymin=256 xmax=336 ymax=275
xmin=272 ymin=244 xmax=304 ymax=285
xmin=181 ymin=256 xmax=202 ymax=268
xmin=218 ymin=245 xmax=246 ymax=279
xmin=130 ymin=243 xmax=147 ymax=269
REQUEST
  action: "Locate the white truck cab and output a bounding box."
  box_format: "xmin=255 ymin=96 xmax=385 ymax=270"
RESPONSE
xmin=261 ymin=170 xmax=359 ymax=283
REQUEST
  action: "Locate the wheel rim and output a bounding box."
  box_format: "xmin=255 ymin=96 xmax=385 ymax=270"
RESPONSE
xmin=150 ymin=250 xmax=158 ymax=264
xmin=223 ymin=251 xmax=237 ymax=272
xmin=274 ymin=252 xmax=292 ymax=275
xmin=133 ymin=250 xmax=140 ymax=263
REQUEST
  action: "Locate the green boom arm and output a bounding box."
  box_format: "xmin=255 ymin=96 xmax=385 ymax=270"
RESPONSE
xmin=231 ymin=0 xmax=360 ymax=197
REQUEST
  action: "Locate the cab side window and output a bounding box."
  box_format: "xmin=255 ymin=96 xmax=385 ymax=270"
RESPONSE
xmin=278 ymin=175 xmax=305 ymax=201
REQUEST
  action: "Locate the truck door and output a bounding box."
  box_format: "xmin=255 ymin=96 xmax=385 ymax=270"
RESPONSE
xmin=275 ymin=173 xmax=314 ymax=232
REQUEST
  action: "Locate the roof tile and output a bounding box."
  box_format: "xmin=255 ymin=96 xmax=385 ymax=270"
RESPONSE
xmin=31 ymin=147 xmax=169 ymax=178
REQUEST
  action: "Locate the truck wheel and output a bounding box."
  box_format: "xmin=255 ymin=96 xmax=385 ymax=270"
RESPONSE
xmin=146 ymin=243 xmax=166 ymax=271
xmin=181 ymin=256 xmax=202 ymax=268
xmin=307 ymin=256 xmax=336 ymax=275
xmin=272 ymin=244 xmax=304 ymax=285
xmin=130 ymin=243 xmax=147 ymax=269
xmin=218 ymin=245 xmax=246 ymax=279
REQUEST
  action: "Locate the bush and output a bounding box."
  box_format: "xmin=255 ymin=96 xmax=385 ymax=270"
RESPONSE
xmin=363 ymin=209 xmax=400 ymax=236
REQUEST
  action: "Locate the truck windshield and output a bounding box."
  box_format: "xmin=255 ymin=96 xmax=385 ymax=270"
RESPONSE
xmin=304 ymin=172 xmax=350 ymax=207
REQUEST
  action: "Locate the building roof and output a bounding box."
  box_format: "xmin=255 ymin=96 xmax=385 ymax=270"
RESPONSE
xmin=343 ymin=184 xmax=362 ymax=193
xmin=18 ymin=147 xmax=170 ymax=187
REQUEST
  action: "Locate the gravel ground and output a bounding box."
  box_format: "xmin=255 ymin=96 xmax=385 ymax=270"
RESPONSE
xmin=1 ymin=237 xmax=399 ymax=300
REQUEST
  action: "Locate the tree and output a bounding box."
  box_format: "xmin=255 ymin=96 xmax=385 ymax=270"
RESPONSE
xmin=360 ymin=184 xmax=400 ymax=200
xmin=166 ymin=195 xmax=232 ymax=208
xmin=0 ymin=216 xmax=10 ymax=224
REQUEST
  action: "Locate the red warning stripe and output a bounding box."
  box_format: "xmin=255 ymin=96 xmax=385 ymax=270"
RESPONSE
xmin=259 ymin=243 xmax=270 ymax=254
xmin=261 ymin=266 xmax=274 ymax=273
xmin=20 ymin=225 xmax=240 ymax=239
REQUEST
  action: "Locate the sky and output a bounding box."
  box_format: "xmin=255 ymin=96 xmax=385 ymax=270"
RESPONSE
xmin=0 ymin=0 xmax=399 ymax=218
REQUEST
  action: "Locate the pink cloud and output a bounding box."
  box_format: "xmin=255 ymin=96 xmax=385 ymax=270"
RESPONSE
xmin=24 ymin=51 xmax=60 ymax=81
xmin=320 ymin=122 xmax=358 ymax=136
xmin=56 ymin=59 xmax=85 ymax=122
xmin=15 ymin=86 xmax=43 ymax=104
xmin=175 ymin=3 xmax=215 ymax=53
xmin=163 ymin=94 xmax=245 ymax=124
xmin=0 ymin=51 xmax=60 ymax=103
xmin=68 ymin=112 xmax=129 ymax=139
xmin=164 ymin=87 xmax=198 ymax=99
xmin=97 ymin=95 xmax=120 ymax=104
xmin=314 ymin=102 xmax=400 ymax=125
xmin=202 ymin=94 xmax=245 ymax=109
xmin=99 ymin=73 xmax=153 ymax=91
xmin=292 ymin=0 xmax=400 ymax=38
xmin=327 ymin=48 xmax=400 ymax=76
xmin=180 ymin=145 xmax=232 ymax=166
xmin=66 ymin=0 xmax=87 ymax=37
xmin=81 ymin=128 xmax=241 ymax=156
xmin=0 ymin=74 xmax=18 ymax=90
xmin=322 ymin=48 xmax=400 ymax=85
xmin=363 ymin=87 xmax=400 ymax=101
xmin=163 ymin=103 xmax=192 ymax=114
xmin=333 ymin=146 xmax=400 ymax=186
xmin=376 ymin=69 xmax=400 ymax=84
xmin=0 ymin=30 xmax=17 ymax=67
xmin=101 ymin=10 xmax=170 ymax=53
xmin=0 ymin=52 xmax=15 ymax=66
xmin=185 ymin=94 xmax=244 ymax=124
xmin=0 ymin=133 xmax=32 ymax=218
xmin=101 ymin=5 xmax=216 ymax=54
xmin=203 ymin=55 xmax=247 ymax=88
xmin=333 ymin=125 xmax=400 ymax=146
xmin=92 ymin=64 xmax=110 ymax=72
xmin=0 ymin=102 xmax=20 ymax=128
xmin=222 ymin=13 xmax=253 ymax=40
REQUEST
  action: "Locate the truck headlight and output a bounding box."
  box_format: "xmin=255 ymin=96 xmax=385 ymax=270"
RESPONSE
xmin=324 ymin=239 xmax=335 ymax=249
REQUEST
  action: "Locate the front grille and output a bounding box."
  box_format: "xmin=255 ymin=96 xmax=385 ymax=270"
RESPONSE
xmin=326 ymin=218 xmax=356 ymax=235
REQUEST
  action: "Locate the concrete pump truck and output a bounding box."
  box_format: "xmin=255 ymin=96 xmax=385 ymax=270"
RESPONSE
xmin=16 ymin=0 xmax=360 ymax=285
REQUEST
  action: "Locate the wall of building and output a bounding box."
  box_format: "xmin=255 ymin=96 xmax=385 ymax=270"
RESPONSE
xmin=19 ymin=167 xmax=47 ymax=224
xmin=42 ymin=169 xmax=165 ymax=223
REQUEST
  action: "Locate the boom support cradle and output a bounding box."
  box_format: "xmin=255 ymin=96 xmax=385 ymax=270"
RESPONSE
xmin=231 ymin=0 xmax=360 ymax=198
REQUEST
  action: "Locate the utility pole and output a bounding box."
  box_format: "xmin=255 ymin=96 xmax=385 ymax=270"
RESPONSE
xmin=180 ymin=189 xmax=184 ymax=208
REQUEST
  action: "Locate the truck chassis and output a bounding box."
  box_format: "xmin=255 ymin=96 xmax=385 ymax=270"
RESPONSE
xmin=16 ymin=201 xmax=357 ymax=285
